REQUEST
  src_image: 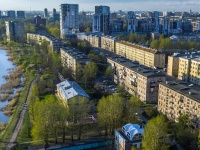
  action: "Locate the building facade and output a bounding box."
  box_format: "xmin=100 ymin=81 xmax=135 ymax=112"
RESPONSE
xmin=6 ymin=21 xmax=24 ymax=42
xmin=60 ymin=4 xmax=79 ymax=38
xmin=60 ymin=47 xmax=90 ymax=79
xmin=191 ymin=21 xmax=200 ymax=31
xmin=178 ymin=55 xmax=200 ymax=86
xmin=16 ymin=11 xmax=25 ymax=19
xmin=34 ymin=15 xmax=46 ymax=27
xmin=44 ymin=8 xmax=48 ymax=18
xmin=115 ymin=41 xmax=166 ymax=68
xmin=84 ymin=34 xmax=101 ymax=47
xmin=158 ymin=80 xmax=200 ymax=127
xmin=92 ymin=6 xmax=110 ymax=34
xmin=115 ymin=123 xmax=144 ymax=150
xmin=27 ymin=32 xmax=64 ymax=52
xmin=167 ymin=52 xmax=200 ymax=78
xmin=101 ymin=36 xmax=118 ymax=53
xmin=108 ymin=56 xmax=166 ymax=103
xmin=127 ymin=11 xmax=136 ymax=33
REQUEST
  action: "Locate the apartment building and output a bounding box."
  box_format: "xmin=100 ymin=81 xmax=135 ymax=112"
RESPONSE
xmin=178 ymin=55 xmax=200 ymax=85
xmin=27 ymin=32 xmax=64 ymax=53
xmin=167 ymin=52 xmax=200 ymax=78
xmin=60 ymin=47 xmax=90 ymax=79
xmin=101 ymin=36 xmax=118 ymax=53
xmin=16 ymin=11 xmax=25 ymax=19
xmin=191 ymin=21 xmax=200 ymax=31
xmin=115 ymin=41 xmax=166 ymax=68
xmin=84 ymin=34 xmax=101 ymax=47
xmin=6 ymin=21 xmax=24 ymax=42
xmin=158 ymin=80 xmax=200 ymax=127
xmin=189 ymin=57 xmax=200 ymax=85
xmin=92 ymin=6 xmax=110 ymax=34
xmin=60 ymin=4 xmax=79 ymax=38
xmin=108 ymin=56 xmax=166 ymax=103
xmin=127 ymin=11 xmax=136 ymax=33
xmin=56 ymin=79 xmax=89 ymax=102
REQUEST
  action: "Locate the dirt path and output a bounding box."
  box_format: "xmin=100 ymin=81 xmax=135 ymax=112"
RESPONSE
xmin=6 ymin=75 xmax=39 ymax=150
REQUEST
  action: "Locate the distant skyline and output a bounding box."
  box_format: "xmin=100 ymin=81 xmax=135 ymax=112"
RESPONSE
xmin=0 ymin=0 xmax=200 ymax=12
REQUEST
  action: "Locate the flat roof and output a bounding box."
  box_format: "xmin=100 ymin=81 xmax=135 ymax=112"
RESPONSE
xmin=116 ymin=41 xmax=160 ymax=54
xmin=61 ymin=47 xmax=90 ymax=62
xmin=108 ymin=56 xmax=166 ymax=77
xmin=170 ymin=52 xmax=200 ymax=58
xmin=159 ymin=79 xmax=200 ymax=102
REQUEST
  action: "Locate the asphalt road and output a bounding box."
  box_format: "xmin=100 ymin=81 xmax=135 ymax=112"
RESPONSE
xmin=6 ymin=75 xmax=39 ymax=150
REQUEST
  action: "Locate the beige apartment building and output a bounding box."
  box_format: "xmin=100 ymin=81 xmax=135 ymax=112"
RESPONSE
xmin=178 ymin=55 xmax=200 ymax=86
xmin=84 ymin=34 xmax=101 ymax=47
xmin=167 ymin=53 xmax=181 ymax=77
xmin=115 ymin=41 xmax=165 ymax=68
xmin=107 ymin=56 xmax=166 ymax=103
xmin=178 ymin=57 xmax=191 ymax=81
xmin=27 ymin=32 xmax=63 ymax=52
xmin=158 ymin=80 xmax=200 ymax=127
xmin=101 ymin=36 xmax=118 ymax=53
xmin=167 ymin=52 xmax=200 ymax=78
xmin=189 ymin=57 xmax=200 ymax=85
xmin=60 ymin=47 xmax=90 ymax=79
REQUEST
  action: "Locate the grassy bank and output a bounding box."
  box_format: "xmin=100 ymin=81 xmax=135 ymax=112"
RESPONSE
xmin=0 ymin=74 xmax=35 ymax=149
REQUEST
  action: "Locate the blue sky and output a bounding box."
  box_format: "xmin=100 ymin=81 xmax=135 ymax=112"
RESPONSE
xmin=0 ymin=0 xmax=200 ymax=12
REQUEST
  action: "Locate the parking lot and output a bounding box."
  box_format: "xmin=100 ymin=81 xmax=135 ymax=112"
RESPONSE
xmin=95 ymin=76 xmax=118 ymax=94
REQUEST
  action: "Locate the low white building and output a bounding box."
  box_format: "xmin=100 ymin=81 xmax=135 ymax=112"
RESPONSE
xmin=56 ymin=79 xmax=89 ymax=102
xmin=115 ymin=123 xmax=144 ymax=150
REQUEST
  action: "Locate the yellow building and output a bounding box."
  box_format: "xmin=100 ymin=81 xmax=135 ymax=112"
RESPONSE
xmin=27 ymin=32 xmax=63 ymax=52
xmin=101 ymin=36 xmax=118 ymax=53
xmin=178 ymin=57 xmax=191 ymax=81
xmin=167 ymin=53 xmax=181 ymax=77
xmin=60 ymin=47 xmax=90 ymax=79
xmin=158 ymin=80 xmax=200 ymax=127
xmin=84 ymin=34 xmax=101 ymax=47
xmin=189 ymin=57 xmax=200 ymax=85
xmin=115 ymin=41 xmax=165 ymax=68
xmin=108 ymin=56 xmax=166 ymax=103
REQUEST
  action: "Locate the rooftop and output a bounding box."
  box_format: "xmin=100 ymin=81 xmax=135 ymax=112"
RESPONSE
xmin=170 ymin=52 xmax=200 ymax=58
xmin=160 ymin=79 xmax=200 ymax=102
xmin=115 ymin=123 xmax=144 ymax=142
xmin=117 ymin=41 xmax=160 ymax=54
xmin=61 ymin=47 xmax=90 ymax=62
xmin=28 ymin=31 xmax=63 ymax=43
xmin=108 ymin=56 xmax=166 ymax=77
xmin=102 ymin=35 xmax=119 ymax=40
xmin=57 ymin=80 xmax=89 ymax=101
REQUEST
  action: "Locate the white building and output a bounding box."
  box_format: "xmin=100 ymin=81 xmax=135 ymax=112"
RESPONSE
xmin=56 ymin=80 xmax=90 ymax=102
xmin=60 ymin=4 xmax=79 ymax=38
xmin=115 ymin=123 xmax=144 ymax=150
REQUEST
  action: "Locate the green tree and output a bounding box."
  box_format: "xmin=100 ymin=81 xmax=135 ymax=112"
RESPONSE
xmin=83 ymin=62 xmax=98 ymax=86
xmin=40 ymin=39 xmax=49 ymax=54
xmin=104 ymin=66 xmax=113 ymax=79
xmin=97 ymin=94 xmax=123 ymax=135
xmin=150 ymin=40 xmax=160 ymax=49
xmin=31 ymin=95 xmax=60 ymax=145
xmin=68 ymin=97 xmax=90 ymax=140
xmin=142 ymin=115 xmax=169 ymax=150
xmin=125 ymin=96 xmax=143 ymax=123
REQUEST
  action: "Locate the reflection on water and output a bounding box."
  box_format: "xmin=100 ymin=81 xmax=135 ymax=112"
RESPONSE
xmin=0 ymin=49 xmax=16 ymax=123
